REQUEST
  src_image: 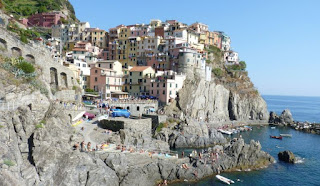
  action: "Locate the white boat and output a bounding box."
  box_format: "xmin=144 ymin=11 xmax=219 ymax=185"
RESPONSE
xmin=216 ymin=175 xmax=234 ymax=185
xmin=271 ymin=127 xmax=276 ymax=129
xmin=218 ymin=129 xmax=233 ymax=135
xmin=98 ymin=115 xmax=109 ymax=121
xmin=280 ymin=134 xmax=292 ymax=137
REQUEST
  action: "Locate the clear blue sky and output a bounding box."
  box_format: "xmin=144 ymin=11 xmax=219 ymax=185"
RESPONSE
xmin=70 ymin=0 xmax=320 ymax=97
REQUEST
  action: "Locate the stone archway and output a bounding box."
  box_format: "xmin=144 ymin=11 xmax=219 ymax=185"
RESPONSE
xmin=11 ymin=47 xmax=22 ymax=57
xmin=60 ymin=72 xmax=68 ymax=88
xmin=0 ymin=38 xmax=7 ymax=51
xmin=25 ymin=54 xmax=35 ymax=63
xmin=50 ymin=67 xmax=58 ymax=90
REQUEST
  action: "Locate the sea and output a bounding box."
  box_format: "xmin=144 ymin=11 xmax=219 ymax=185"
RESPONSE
xmin=172 ymin=95 xmax=320 ymax=186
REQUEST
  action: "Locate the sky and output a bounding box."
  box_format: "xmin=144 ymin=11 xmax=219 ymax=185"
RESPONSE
xmin=69 ymin=0 xmax=320 ymax=97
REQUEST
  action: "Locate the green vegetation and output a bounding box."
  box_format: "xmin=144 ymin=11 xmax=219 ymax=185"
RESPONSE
xmin=1 ymin=56 xmax=49 ymax=96
xmin=16 ymin=61 xmax=35 ymax=73
xmin=156 ymin=122 xmax=168 ymax=133
xmin=85 ymin=88 xmax=94 ymax=92
xmin=227 ymin=61 xmax=247 ymax=71
xmin=212 ymin=68 xmax=224 ymax=77
xmin=206 ymin=45 xmax=223 ymax=64
xmin=1 ymin=0 xmax=77 ymax=21
xmin=35 ymin=123 xmax=43 ymax=129
xmin=0 ymin=125 xmax=4 ymax=129
xmin=7 ymin=21 xmax=41 ymax=43
xmin=3 ymin=160 xmax=15 ymax=167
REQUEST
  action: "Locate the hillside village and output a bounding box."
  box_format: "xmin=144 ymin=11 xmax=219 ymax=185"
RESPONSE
xmin=4 ymin=10 xmax=242 ymax=105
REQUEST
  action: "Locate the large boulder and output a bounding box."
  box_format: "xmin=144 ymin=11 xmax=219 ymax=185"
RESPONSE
xmin=279 ymin=109 xmax=294 ymax=124
xmin=278 ymin=150 xmax=295 ymax=163
xmin=269 ymin=111 xmax=280 ymax=124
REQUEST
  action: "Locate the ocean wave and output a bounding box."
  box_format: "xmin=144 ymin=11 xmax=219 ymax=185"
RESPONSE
xmin=295 ymin=156 xmax=305 ymax=164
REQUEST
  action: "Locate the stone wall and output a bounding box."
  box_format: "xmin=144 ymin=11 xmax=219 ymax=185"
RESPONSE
xmin=0 ymin=26 xmax=80 ymax=102
xmin=99 ymin=117 xmax=152 ymax=135
xmin=142 ymin=114 xmax=167 ymax=133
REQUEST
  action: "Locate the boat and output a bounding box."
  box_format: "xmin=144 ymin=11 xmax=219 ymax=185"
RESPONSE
xmin=280 ymin=134 xmax=292 ymax=137
xmin=270 ymin=135 xmax=282 ymax=140
xmin=216 ymin=175 xmax=234 ymax=185
xmin=271 ymin=127 xmax=276 ymax=129
xmin=218 ymin=129 xmax=233 ymax=135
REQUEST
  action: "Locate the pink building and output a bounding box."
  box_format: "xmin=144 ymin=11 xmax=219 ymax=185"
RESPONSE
xmin=149 ymin=71 xmax=186 ymax=104
xmin=27 ymin=12 xmax=66 ymax=27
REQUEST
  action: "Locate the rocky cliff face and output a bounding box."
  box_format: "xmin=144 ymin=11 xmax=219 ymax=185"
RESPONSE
xmin=168 ymin=72 xmax=269 ymax=124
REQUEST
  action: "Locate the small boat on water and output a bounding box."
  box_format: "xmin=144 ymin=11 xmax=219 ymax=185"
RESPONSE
xmin=218 ymin=129 xmax=233 ymax=135
xmin=280 ymin=134 xmax=292 ymax=137
xmin=271 ymin=127 xmax=276 ymax=129
xmin=216 ymin=175 xmax=234 ymax=185
xmin=270 ymin=135 xmax=282 ymax=140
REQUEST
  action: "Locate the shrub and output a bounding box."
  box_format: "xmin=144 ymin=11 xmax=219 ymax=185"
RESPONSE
xmin=35 ymin=124 xmax=43 ymax=129
xmin=85 ymin=88 xmax=94 ymax=92
xmin=3 ymin=160 xmax=15 ymax=167
xmin=156 ymin=122 xmax=168 ymax=133
xmin=16 ymin=61 xmax=35 ymax=73
xmin=20 ymin=33 xmax=28 ymax=44
xmin=212 ymin=68 xmax=223 ymax=77
xmin=0 ymin=125 xmax=4 ymax=129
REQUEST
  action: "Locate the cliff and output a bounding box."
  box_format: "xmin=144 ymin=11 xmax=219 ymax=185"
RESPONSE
xmin=166 ymin=65 xmax=269 ymax=125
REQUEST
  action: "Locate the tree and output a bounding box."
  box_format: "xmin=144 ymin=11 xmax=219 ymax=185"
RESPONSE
xmin=239 ymin=61 xmax=246 ymax=70
xmin=38 ymin=6 xmax=47 ymax=13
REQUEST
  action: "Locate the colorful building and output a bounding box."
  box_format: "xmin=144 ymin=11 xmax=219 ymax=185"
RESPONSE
xmin=27 ymin=11 xmax=66 ymax=27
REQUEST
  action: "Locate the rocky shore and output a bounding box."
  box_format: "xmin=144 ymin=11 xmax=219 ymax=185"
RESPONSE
xmin=269 ymin=109 xmax=320 ymax=135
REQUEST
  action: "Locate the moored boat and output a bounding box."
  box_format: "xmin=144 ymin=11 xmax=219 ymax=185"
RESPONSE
xmin=270 ymin=135 xmax=282 ymax=140
xmin=216 ymin=175 xmax=234 ymax=185
xmin=280 ymin=134 xmax=292 ymax=137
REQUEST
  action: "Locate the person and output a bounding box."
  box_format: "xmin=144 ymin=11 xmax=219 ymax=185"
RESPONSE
xmin=81 ymin=127 xmax=84 ymax=131
xmin=181 ymin=151 xmax=184 ymax=158
xmin=87 ymin=142 xmax=91 ymax=152
xmin=182 ymin=163 xmax=189 ymax=169
xmin=163 ymin=180 xmax=167 ymax=185
xmin=80 ymin=141 xmax=86 ymax=152
xmin=73 ymin=142 xmax=79 ymax=150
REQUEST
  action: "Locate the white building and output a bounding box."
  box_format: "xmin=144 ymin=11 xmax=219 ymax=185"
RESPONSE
xmin=224 ymin=51 xmax=239 ymax=65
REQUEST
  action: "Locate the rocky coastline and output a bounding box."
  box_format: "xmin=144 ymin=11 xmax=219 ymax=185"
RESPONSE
xmin=269 ymin=109 xmax=320 ymax=135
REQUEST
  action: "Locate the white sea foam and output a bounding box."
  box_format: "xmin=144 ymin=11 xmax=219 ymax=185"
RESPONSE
xmin=295 ymin=157 xmax=305 ymax=164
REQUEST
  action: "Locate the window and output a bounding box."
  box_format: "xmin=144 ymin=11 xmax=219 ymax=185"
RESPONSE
xmin=110 ymin=64 xmax=112 ymax=68
xmin=151 ymin=83 xmax=153 ymax=87
xmin=95 ymin=70 xmax=98 ymax=73
xmin=170 ymin=83 xmax=172 ymax=88
xmin=163 ymin=83 xmax=165 ymax=87
xmin=157 ymin=83 xmax=159 ymax=87
xmin=139 ymin=72 xmax=142 ymax=76
xmin=95 ymin=77 xmax=97 ymax=82
xmin=157 ymin=90 xmax=159 ymax=94
xmin=130 ymin=72 xmax=132 ymax=76
xmin=137 ymin=106 xmax=140 ymax=111
xmin=127 ymin=106 xmax=130 ymax=110
xmin=83 ymin=77 xmax=87 ymax=81
xmin=151 ymin=90 xmax=153 ymax=94
xmin=130 ymin=86 xmax=132 ymax=89
xmin=176 ymin=84 xmax=178 ymax=88
xmin=169 ymin=90 xmax=172 ymax=95
xmin=82 ymin=64 xmax=86 ymax=67
xmin=98 ymin=64 xmax=101 ymax=67
xmin=163 ymin=90 xmax=165 ymax=94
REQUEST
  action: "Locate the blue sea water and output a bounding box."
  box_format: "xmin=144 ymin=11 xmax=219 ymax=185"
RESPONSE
xmin=263 ymin=95 xmax=320 ymax=123
xmin=172 ymin=95 xmax=320 ymax=186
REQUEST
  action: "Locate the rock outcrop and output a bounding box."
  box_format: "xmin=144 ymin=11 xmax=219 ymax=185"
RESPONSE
xmin=156 ymin=118 xmax=226 ymax=148
xmin=97 ymin=138 xmax=274 ymax=185
xmin=269 ymin=109 xmax=294 ymax=125
xmin=167 ymin=77 xmax=269 ymax=125
xmin=278 ymin=150 xmax=295 ymax=163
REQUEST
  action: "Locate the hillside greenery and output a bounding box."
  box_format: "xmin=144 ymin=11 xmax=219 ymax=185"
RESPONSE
xmin=0 ymin=0 xmax=77 ymax=21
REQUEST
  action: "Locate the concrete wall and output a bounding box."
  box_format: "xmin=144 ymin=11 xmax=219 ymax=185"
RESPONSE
xmin=99 ymin=117 xmax=152 ymax=135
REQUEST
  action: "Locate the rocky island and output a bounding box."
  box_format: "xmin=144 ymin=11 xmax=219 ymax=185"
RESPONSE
xmin=0 ymin=1 xmax=274 ymax=185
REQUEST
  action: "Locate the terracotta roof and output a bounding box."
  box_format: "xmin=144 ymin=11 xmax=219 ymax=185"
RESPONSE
xmin=73 ymin=48 xmax=88 ymax=52
xmin=129 ymin=66 xmax=152 ymax=72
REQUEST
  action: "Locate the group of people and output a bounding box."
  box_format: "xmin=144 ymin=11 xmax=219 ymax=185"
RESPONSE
xmin=73 ymin=141 xmax=111 ymax=152
xmin=57 ymin=100 xmax=84 ymax=110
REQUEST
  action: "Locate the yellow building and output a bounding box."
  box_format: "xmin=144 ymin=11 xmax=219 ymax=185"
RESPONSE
xmin=89 ymin=28 xmax=107 ymax=48
xmin=205 ymin=31 xmax=214 ymax=46
xmin=124 ymin=66 xmax=155 ymax=97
